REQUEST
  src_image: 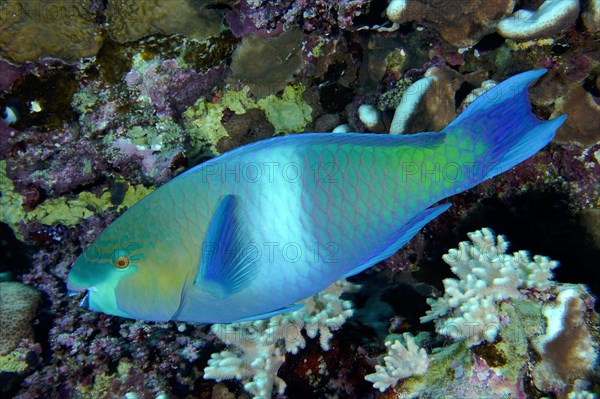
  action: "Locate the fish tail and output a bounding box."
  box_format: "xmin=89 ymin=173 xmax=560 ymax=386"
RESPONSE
xmin=443 ymin=69 xmax=566 ymax=188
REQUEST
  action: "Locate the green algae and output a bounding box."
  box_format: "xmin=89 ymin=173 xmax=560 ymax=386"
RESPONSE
xmin=0 ymin=160 xmax=26 ymax=238
xmin=27 ymin=185 xmax=154 ymax=227
xmin=0 ymin=347 xmax=30 ymax=373
xmin=0 ymin=160 xmax=154 ymax=241
xmin=183 ymin=93 xmax=245 ymax=158
xmin=257 ymin=85 xmax=312 ymax=134
xmin=183 ymin=84 xmax=311 ymax=157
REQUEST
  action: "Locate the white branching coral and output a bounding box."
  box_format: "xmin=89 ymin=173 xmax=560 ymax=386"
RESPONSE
xmin=204 ymin=279 xmax=357 ymax=399
xmin=421 ymin=228 xmax=559 ymax=346
xmin=365 ymin=333 xmax=430 ymax=392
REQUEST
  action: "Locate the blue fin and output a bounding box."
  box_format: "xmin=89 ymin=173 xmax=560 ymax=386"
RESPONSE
xmin=233 ymin=303 xmax=305 ymax=323
xmin=343 ymin=203 xmax=451 ymax=278
xmin=196 ymin=195 xmax=258 ymax=299
xmin=444 ymin=69 xmax=566 ymax=185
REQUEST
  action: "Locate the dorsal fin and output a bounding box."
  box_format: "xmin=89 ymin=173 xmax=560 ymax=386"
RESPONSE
xmin=195 ymin=195 xmax=259 ymax=299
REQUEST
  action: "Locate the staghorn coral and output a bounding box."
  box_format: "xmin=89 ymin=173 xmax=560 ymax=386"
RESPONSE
xmin=421 ymin=228 xmax=558 ymax=346
xmin=364 ymin=333 xmax=430 ymax=392
xmin=204 ymin=280 xmax=357 ymax=399
xmin=384 ymin=229 xmax=599 ymax=398
xmin=0 ymin=282 xmax=41 ymax=355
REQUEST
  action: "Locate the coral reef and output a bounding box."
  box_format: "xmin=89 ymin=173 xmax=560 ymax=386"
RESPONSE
xmin=204 ymin=280 xmax=357 ymax=399
xmin=0 ymin=282 xmax=41 ymax=355
xmin=225 ymin=0 xmax=368 ymax=36
xmin=553 ymin=85 xmax=600 ymax=146
xmin=385 ymin=0 xmax=515 ymax=47
xmin=498 ymin=0 xmax=580 ymax=41
xmin=229 ymin=29 xmax=304 ymax=96
xmin=0 ymin=0 xmax=230 ymax=64
xmin=421 ymin=228 xmax=558 ymax=345
xmin=383 ymin=229 xmax=599 ymax=398
xmin=0 ymin=0 xmax=598 ymax=398
xmin=104 ymin=0 xmax=228 ymax=43
xmin=0 ymin=0 xmax=103 ymax=64
xmin=364 ymin=333 xmax=430 ymax=392
xmin=532 ymin=286 xmax=598 ymax=392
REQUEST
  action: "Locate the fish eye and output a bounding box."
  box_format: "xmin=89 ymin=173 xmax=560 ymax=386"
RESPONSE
xmin=114 ymin=256 xmax=130 ymax=269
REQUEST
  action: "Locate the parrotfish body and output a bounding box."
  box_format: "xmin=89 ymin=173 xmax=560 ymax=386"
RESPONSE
xmin=67 ymin=70 xmax=566 ymax=323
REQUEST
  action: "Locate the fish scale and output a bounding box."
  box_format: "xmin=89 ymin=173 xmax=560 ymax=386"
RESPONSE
xmin=67 ymin=70 xmax=566 ymax=323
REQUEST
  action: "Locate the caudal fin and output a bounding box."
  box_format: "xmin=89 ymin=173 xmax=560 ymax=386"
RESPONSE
xmin=443 ymin=69 xmax=566 ymax=184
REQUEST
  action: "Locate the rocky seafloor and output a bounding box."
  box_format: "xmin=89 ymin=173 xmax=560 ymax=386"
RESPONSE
xmin=0 ymin=1 xmax=599 ymax=398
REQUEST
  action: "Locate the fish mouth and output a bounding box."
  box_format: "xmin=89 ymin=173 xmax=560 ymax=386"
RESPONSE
xmin=79 ymin=291 xmax=90 ymax=308
xmin=67 ymin=283 xmax=95 ymax=308
xmin=67 ymin=281 xmax=87 ymax=296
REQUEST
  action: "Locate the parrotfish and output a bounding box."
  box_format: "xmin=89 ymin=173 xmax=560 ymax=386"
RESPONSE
xmin=67 ymin=70 xmax=566 ymax=323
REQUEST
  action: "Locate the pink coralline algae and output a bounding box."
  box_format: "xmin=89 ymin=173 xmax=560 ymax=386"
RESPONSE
xmin=124 ymin=58 xmax=228 ymax=119
xmin=225 ymin=0 xmax=369 ymax=37
xmin=5 ymin=126 xmax=108 ymax=197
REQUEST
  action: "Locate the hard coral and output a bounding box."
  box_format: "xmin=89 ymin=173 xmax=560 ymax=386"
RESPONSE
xmin=105 ymin=0 xmax=228 ymax=43
xmin=0 ymin=0 xmax=103 ymax=63
xmin=421 ymin=228 xmax=558 ymax=346
xmin=532 ymin=286 xmax=598 ymax=393
xmin=498 ymin=0 xmax=580 ymax=41
xmin=391 ymin=229 xmax=599 ymax=398
xmin=204 ymin=280 xmax=357 ymax=399
xmin=389 ymin=67 xmax=464 ymax=134
xmin=0 ymin=282 xmax=41 ymax=355
xmin=229 ymin=29 xmax=304 ymax=97
xmin=554 ymin=85 xmax=600 ymax=147
xmin=365 ymin=333 xmax=430 ymax=392
xmin=386 ymin=0 xmax=515 ymax=47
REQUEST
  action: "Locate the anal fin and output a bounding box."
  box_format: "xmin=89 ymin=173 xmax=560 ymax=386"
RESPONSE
xmin=233 ymin=303 xmax=305 ymax=323
xmin=342 ymin=203 xmax=451 ymax=278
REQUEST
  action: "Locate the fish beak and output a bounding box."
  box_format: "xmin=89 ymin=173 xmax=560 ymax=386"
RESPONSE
xmin=79 ymin=291 xmax=90 ymax=308
xmin=67 ymin=282 xmax=95 ymax=309
xmin=67 ymin=289 xmax=91 ymax=309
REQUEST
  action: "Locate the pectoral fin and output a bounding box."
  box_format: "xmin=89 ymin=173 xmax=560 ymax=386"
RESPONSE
xmin=195 ymin=195 xmax=259 ymax=299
